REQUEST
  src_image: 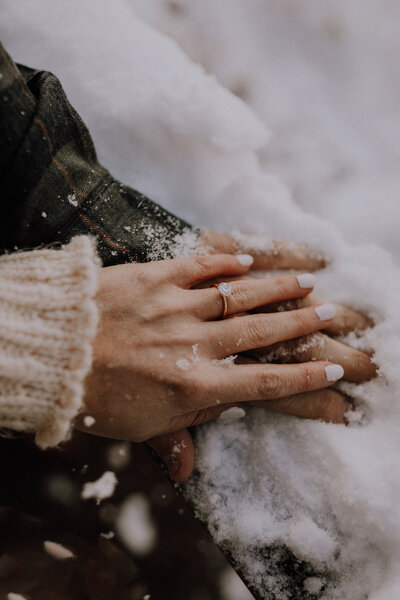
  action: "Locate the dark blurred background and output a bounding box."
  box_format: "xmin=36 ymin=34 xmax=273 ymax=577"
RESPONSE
xmin=0 ymin=432 xmax=253 ymax=600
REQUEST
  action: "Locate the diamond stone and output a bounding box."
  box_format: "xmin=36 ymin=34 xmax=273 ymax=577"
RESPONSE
xmin=217 ymin=282 xmax=233 ymax=297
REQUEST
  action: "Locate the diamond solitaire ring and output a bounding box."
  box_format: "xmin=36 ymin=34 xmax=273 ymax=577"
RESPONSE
xmin=213 ymin=282 xmax=233 ymax=319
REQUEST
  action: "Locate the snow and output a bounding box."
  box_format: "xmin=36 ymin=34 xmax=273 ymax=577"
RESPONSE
xmin=83 ymin=415 xmax=95 ymax=428
xmin=304 ymin=577 xmax=324 ymax=595
xmin=176 ymin=344 xmax=201 ymax=371
xmin=106 ymin=441 xmax=131 ymax=470
xmin=43 ymin=540 xmax=75 ymax=560
xmin=116 ymin=494 xmax=157 ymax=557
xmin=176 ymin=358 xmax=191 ymax=371
xmin=100 ymin=530 xmax=115 ymax=540
xmin=2 ymin=1 xmax=400 ymax=598
xmin=67 ymin=194 xmax=78 ymax=207
xmin=212 ymin=355 xmax=238 ymax=368
xmin=81 ymin=471 xmax=118 ymax=502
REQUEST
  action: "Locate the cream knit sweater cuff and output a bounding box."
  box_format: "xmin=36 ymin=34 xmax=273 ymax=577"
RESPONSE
xmin=0 ymin=236 xmax=100 ymax=448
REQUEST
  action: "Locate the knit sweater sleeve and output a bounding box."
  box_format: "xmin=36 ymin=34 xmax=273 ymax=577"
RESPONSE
xmin=0 ymin=236 xmax=100 ymax=448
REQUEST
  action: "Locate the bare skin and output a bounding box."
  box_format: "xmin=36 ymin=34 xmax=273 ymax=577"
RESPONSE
xmin=77 ymin=232 xmax=376 ymax=482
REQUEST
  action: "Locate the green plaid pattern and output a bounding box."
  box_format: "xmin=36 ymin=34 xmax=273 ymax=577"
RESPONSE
xmin=0 ymin=42 xmax=196 ymax=266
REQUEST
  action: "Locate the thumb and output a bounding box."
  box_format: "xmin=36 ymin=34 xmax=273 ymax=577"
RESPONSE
xmin=147 ymin=428 xmax=195 ymax=483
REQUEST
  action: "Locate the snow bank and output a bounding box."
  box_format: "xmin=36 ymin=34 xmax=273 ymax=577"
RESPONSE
xmin=133 ymin=0 xmax=400 ymax=258
xmin=2 ymin=1 xmax=400 ymax=598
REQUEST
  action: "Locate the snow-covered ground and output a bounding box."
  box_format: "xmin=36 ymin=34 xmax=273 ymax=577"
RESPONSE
xmin=2 ymin=1 xmax=400 ymax=598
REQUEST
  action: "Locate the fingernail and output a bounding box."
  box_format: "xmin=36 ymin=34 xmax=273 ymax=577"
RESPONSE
xmin=164 ymin=455 xmax=179 ymax=478
xmin=315 ymin=303 xmax=336 ymax=321
xmin=237 ymin=254 xmax=254 ymax=267
xmin=325 ymin=364 xmax=344 ymax=382
xmin=296 ymin=273 xmax=316 ymax=289
xmin=218 ymin=407 xmax=246 ymax=421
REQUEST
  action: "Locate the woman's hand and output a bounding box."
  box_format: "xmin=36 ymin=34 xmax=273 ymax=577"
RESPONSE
xmin=147 ymin=232 xmax=376 ymax=482
xmin=77 ymin=252 xmax=349 ymax=480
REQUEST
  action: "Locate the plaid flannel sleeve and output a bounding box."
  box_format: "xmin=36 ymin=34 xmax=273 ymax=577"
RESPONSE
xmin=0 ymin=41 xmax=198 ymax=266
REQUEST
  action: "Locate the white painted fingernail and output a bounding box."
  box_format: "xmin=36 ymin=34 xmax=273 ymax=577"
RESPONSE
xmin=219 ymin=407 xmax=246 ymax=421
xmin=237 ymin=254 xmax=254 ymax=267
xmin=325 ymin=364 xmax=344 ymax=382
xmin=296 ymin=273 xmax=316 ymax=289
xmin=315 ymin=303 xmax=336 ymax=321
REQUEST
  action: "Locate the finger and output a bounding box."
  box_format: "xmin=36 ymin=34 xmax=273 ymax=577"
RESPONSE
xmin=158 ymin=253 xmax=254 ymax=288
xmin=298 ymin=294 xmax=371 ymax=335
xmin=194 ymin=361 xmax=344 ymax=408
xmin=205 ymin=303 xmax=337 ymax=357
xmin=189 ymin=273 xmax=316 ymax=320
xmin=249 ymin=389 xmax=351 ymax=424
xmin=147 ymin=428 xmax=195 ymax=482
xmin=253 ymin=333 xmax=377 ymax=383
xmin=261 ymin=294 xmax=371 ymax=336
xmin=199 ymin=230 xmax=325 ymax=270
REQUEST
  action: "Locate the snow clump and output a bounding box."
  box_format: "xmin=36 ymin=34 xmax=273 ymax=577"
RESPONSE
xmin=81 ymin=471 xmax=118 ymax=503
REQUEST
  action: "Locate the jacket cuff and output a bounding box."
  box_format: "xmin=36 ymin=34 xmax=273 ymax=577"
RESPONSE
xmin=0 ymin=236 xmax=100 ymax=448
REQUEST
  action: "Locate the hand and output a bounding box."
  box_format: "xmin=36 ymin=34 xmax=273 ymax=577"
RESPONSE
xmin=200 ymin=230 xmax=375 ymax=382
xmin=148 ymin=232 xmax=376 ymax=482
xmin=253 ymin=295 xmax=376 ymax=381
xmin=77 ymin=252 xmax=345 ymax=480
xmin=199 ymin=230 xmax=325 ymax=271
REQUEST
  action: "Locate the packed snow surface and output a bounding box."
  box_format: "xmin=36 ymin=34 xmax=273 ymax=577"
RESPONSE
xmin=2 ymin=1 xmax=400 ymax=598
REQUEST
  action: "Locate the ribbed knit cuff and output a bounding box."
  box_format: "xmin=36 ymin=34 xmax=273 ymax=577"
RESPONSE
xmin=0 ymin=236 xmax=100 ymax=448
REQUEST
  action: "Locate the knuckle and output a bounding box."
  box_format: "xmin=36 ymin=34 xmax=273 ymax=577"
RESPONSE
xmin=141 ymin=300 xmax=169 ymax=322
xmin=256 ymin=371 xmax=282 ymax=398
xmin=292 ymin=309 xmax=312 ymax=332
xmin=231 ymin=282 xmax=251 ymax=307
xmin=246 ymin=317 xmax=269 ymax=347
xmin=298 ymin=364 xmax=315 ymax=391
xmin=178 ymin=375 xmax=206 ymax=404
xmin=193 ymin=254 xmax=217 ymax=276
xmin=134 ymin=264 xmax=156 ymax=286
